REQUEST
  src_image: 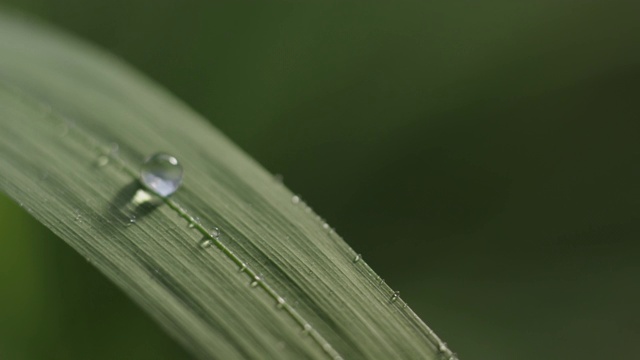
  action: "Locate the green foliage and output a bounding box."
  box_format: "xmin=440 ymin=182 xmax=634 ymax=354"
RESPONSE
xmin=2 ymin=2 xmax=640 ymax=359
xmin=0 ymin=12 xmax=451 ymax=360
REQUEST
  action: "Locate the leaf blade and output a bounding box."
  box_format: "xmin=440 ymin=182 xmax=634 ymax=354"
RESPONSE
xmin=0 ymin=12 xmax=451 ymax=359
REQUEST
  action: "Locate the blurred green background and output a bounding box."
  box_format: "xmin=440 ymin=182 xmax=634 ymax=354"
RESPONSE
xmin=1 ymin=1 xmax=639 ymax=359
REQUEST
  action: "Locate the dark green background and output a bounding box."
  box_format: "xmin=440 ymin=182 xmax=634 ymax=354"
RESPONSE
xmin=1 ymin=1 xmax=639 ymax=359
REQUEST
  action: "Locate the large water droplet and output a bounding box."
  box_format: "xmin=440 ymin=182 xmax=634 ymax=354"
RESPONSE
xmin=140 ymin=153 xmax=183 ymax=197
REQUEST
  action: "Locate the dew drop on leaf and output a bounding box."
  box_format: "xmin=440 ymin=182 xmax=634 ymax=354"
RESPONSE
xmin=139 ymin=153 xmax=183 ymax=197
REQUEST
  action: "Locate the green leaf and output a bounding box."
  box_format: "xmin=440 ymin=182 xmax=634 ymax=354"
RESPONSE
xmin=0 ymin=11 xmax=453 ymax=359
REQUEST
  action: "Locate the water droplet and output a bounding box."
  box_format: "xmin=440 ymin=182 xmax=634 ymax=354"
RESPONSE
xmin=210 ymin=227 xmax=220 ymax=238
xmin=322 ymin=222 xmax=330 ymax=230
xmin=291 ymin=195 xmax=300 ymax=204
xmin=199 ymin=239 xmax=212 ymax=248
xmin=139 ymin=153 xmax=183 ymax=197
xmin=390 ymin=291 xmax=400 ymax=302
xmin=250 ymin=275 xmax=261 ymax=287
xmin=188 ymin=222 xmax=195 ymax=229
xmin=276 ymin=297 xmax=285 ymax=308
xmin=126 ymin=216 xmax=136 ymax=227
xmin=238 ymin=263 xmax=247 ymax=272
xmin=439 ymin=343 xmax=448 ymax=353
xmin=353 ymin=254 xmax=362 ymax=263
xmin=302 ymin=323 xmax=312 ymax=334
xmin=96 ymin=155 xmax=109 ymax=167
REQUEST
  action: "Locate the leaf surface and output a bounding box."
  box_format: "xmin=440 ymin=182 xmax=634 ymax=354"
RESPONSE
xmin=0 ymin=12 xmax=452 ymax=360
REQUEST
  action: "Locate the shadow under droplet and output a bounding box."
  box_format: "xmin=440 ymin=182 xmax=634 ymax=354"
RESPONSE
xmin=109 ymin=180 xmax=161 ymax=226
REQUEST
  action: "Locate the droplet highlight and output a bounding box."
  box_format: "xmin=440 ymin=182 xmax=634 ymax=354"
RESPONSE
xmin=139 ymin=153 xmax=183 ymax=197
xmin=291 ymin=195 xmax=300 ymax=204
xmin=353 ymin=254 xmax=361 ymax=263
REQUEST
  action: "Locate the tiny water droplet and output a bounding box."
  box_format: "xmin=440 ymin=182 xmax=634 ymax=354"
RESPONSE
xmin=439 ymin=343 xmax=448 ymax=353
xmin=210 ymin=227 xmax=220 ymax=238
xmin=390 ymin=291 xmax=400 ymax=302
xmin=199 ymin=239 xmax=212 ymax=248
xmin=239 ymin=263 xmax=247 ymax=272
xmin=188 ymin=223 xmax=195 ymax=229
xmin=250 ymin=276 xmax=261 ymax=287
xmin=96 ymin=155 xmax=109 ymax=167
xmin=291 ymin=195 xmax=300 ymax=204
xmin=302 ymin=323 xmax=312 ymax=334
xmin=322 ymin=222 xmax=330 ymax=230
xmin=353 ymin=254 xmax=361 ymax=263
xmin=126 ymin=216 xmax=136 ymax=227
xmin=139 ymin=153 xmax=183 ymax=197
xmin=276 ymin=297 xmax=285 ymax=308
